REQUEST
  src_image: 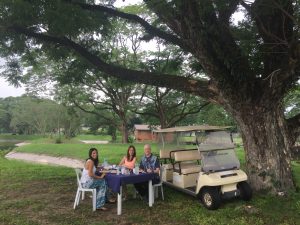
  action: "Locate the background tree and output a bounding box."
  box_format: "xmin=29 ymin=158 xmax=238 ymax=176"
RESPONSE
xmin=181 ymin=104 xmax=236 ymax=129
xmin=135 ymin=44 xmax=209 ymax=128
xmin=0 ymin=97 xmax=14 ymax=133
xmin=9 ymin=97 xmax=56 ymax=135
xmin=1 ymin=0 xmax=300 ymax=192
xmin=7 ymin=96 xmax=82 ymax=136
xmin=136 ymin=86 xmax=209 ymax=128
xmin=55 ymin=79 xmax=137 ymax=143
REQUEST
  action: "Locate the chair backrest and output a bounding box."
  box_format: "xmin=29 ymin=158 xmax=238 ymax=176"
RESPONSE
xmin=74 ymin=168 xmax=83 ymax=188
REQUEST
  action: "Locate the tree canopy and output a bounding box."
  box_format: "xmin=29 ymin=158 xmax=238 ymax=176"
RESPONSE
xmin=1 ymin=0 xmax=300 ymax=192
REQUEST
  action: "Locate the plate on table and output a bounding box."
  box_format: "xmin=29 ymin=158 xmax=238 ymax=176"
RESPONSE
xmin=108 ymin=170 xmax=117 ymax=174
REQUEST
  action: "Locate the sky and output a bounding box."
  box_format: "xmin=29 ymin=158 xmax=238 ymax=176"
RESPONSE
xmin=0 ymin=57 xmax=26 ymax=98
xmin=0 ymin=0 xmax=243 ymax=98
xmin=0 ymin=77 xmax=26 ymax=98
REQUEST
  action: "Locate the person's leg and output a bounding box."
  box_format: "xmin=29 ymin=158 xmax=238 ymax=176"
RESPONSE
xmin=134 ymin=182 xmax=148 ymax=197
xmin=152 ymin=177 xmax=160 ymax=185
xmin=122 ymin=184 xmax=128 ymax=200
xmin=89 ymin=179 xmax=107 ymax=209
xmin=104 ymin=180 xmax=116 ymax=203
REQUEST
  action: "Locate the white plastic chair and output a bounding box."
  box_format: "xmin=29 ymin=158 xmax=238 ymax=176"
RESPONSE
xmin=153 ymin=167 xmax=164 ymax=200
xmin=73 ymin=168 xmax=97 ymax=211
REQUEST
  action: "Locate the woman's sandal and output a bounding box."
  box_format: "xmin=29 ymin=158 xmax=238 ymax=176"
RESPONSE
xmin=97 ymin=207 xmax=108 ymax=211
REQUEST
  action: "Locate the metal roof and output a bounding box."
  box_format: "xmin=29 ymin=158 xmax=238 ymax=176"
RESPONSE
xmin=134 ymin=124 xmax=160 ymax=131
xmin=153 ymin=125 xmax=231 ymax=133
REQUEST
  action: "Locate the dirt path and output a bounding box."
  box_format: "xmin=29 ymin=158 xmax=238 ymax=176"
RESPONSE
xmin=5 ymin=151 xmax=84 ymax=168
xmin=4 ymin=140 xmax=109 ymax=168
xmin=80 ymin=140 xmax=109 ymax=144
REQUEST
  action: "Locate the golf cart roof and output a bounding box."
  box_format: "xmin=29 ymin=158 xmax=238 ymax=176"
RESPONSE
xmin=153 ymin=125 xmax=231 ymax=133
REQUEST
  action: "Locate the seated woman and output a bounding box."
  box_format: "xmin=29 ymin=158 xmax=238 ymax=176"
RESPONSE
xmin=80 ymin=147 xmax=111 ymax=211
xmin=119 ymin=145 xmax=137 ymax=171
xmin=118 ymin=145 xmax=137 ymax=200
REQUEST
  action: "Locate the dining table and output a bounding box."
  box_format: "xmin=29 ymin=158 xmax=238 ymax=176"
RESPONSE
xmin=105 ymin=172 xmax=157 ymax=215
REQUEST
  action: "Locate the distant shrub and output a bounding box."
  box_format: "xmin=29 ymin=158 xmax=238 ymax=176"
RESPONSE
xmin=127 ymin=136 xmax=134 ymax=143
xmin=55 ymin=137 xmax=63 ymax=144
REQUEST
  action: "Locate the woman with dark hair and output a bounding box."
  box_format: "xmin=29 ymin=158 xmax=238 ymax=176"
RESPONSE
xmin=118 ymin=145 xmax=137 ymax=200
xmin=80 ymin=147 xmax=109 ymax=211
xmin=119 ymin=145 xmax=137 ymax=170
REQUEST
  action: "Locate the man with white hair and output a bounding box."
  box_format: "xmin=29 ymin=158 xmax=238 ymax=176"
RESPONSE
xmin=134 ymin=144 xmax=160 ymax=200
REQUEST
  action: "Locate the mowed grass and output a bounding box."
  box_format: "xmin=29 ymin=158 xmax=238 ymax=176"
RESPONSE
xmin=1 ymin=140 xmax=300 ymax=225
xmin=74 ymin=134 xmax=115 ymax=141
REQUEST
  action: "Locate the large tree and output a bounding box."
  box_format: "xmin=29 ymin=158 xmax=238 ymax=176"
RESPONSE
xmin=1 ymin=0 xmax=300 ymax=192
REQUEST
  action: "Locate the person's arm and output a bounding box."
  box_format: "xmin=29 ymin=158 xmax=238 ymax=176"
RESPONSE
xmin=132 ymin=157 xmax=137 ymax=165
xmin=119 ymin=156 xmax=125 ymax=166
xmin=87 ymin=160 xmax=105 ymax=179
xmin=139 ymin=159 xmax=145 ymax=172
xmin=153 ymin=167 xmax=160 ymax=174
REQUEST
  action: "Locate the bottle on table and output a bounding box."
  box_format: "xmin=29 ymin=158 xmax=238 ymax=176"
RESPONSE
xmin=116 ymin=166 xmax=120 ymax=175
xmin=134 ymin=163 xmax=139 ymax=174
xmin=103 ymin=158 xmax=109 ymax=168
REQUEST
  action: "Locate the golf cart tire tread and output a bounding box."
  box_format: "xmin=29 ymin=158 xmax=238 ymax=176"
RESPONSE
xmin=200 ymin=187 xmax=221 ymax=210
xmin=238 ymin=181 xmax=252 ymax=201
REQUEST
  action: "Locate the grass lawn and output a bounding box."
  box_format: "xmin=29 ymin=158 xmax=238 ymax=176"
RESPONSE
xmin=14 ymin=143 xmax=152 ymax=165
xmin=74 ymin=134 xmax=115 ymax=141
xmin=1 ymin=140 xmax=300 ymax=225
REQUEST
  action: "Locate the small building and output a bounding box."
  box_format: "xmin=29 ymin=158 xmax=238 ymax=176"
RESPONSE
xmin=133 ymin=124 xmax=159 ymax=142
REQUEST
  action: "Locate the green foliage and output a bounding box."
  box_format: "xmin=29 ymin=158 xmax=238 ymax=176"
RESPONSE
xmin=284 ymin=84 xmax=300 ymax=119
xmin=135 ymin=45 xmax=209 ymax=128
xmin=180 ymin=104 xmax=236 ymax=129
xmin=0 ymin=96 xmax=83 ymax=136
xmin=231 ymin=17 xmax=263 ymax=76
xmin=55 ymin=136 xmax=62 ymax=144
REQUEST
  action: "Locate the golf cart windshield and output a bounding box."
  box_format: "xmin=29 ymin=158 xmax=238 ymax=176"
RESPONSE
xmin=156 ymin=126 xmax=232 ymax=151
xmin=200 ymin=147 xmax=240 ymax=172
xmin=197 ymin=131 xmax=239 ymax=172
xmin=157 ymin=131 xmax=197 ymax=151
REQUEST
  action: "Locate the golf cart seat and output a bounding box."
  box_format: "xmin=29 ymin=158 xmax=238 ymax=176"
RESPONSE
xmin=171 ymin=149 xmax=201 ymax=188
xmin=160 ymin=149 xmax=175 ymax=181
xmin=172 ymin=150 xmax=201 ymax=175
xmin=174 ymin=162 xmax=201 ymax=174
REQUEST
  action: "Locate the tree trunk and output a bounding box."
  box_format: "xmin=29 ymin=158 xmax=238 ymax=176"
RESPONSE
xmin=111 ymin=132 xmax=116 ymax=142
xmin=231 ymin=104 xmax=294 ymax=192
xmin=120 ymin=122 xmax=129 ymax=144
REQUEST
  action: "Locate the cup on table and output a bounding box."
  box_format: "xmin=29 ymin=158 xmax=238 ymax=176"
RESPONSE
xmin=133 ymin=167 xmax=139 ymax=175
xmin=121 ymin=166 xmax=125 ymax=175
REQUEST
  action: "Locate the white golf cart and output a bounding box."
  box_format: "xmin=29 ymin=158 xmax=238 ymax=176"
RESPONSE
xmin=154 ymin=125 xmax=252 ymax=210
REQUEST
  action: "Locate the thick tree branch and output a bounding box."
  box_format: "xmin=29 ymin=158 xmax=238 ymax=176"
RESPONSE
xmin=65 ymin=0 xmax=186 ymax=50
xmin=7 ymin=25 xmax=217 ymax=101
xmin=245 ymin=0 xmax=293 ymax=78
xmin=72 ymin=100 xmax=118 ymax=127
xmin=145 ymin=0 xmax=254 ymax=92
xmin=216 ymin=0 xmax=240 ymax=24
xmin=168 ymin=102 xmax=210 ymax=127
xmin=134 ymin=110 xmax=159 ymax=118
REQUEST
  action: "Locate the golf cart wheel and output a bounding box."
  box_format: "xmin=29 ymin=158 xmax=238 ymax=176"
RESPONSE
xmin=238 ymin=181 xmax=252 ymax=201
xmin=200 ymin=187 xmax=221 ymax=210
